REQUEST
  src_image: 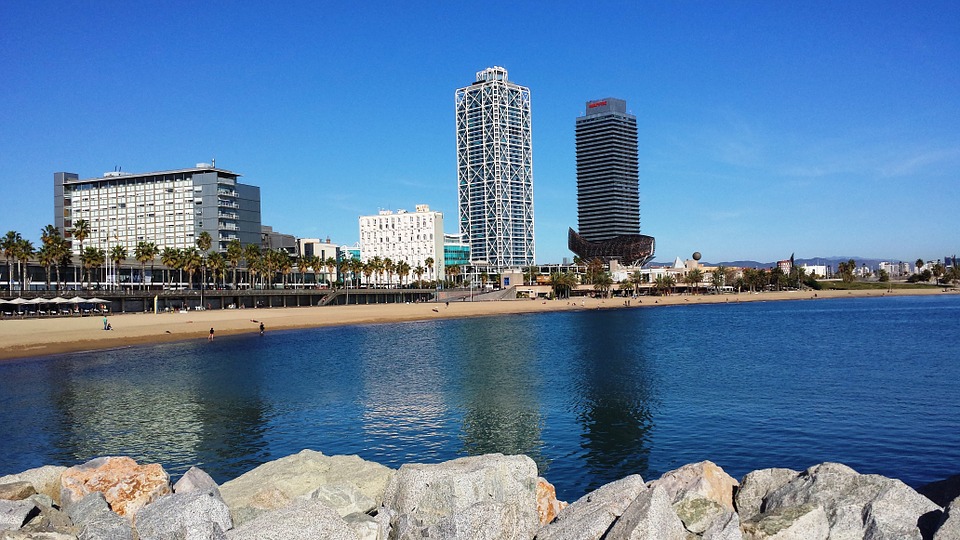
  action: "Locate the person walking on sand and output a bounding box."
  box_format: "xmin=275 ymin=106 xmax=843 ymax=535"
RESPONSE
xmin=208 ymin=327 xmax=215 ymax=341
xmin=103 ymin=316 xmax=108 ymax=330
xmin=259 ymin=322 xmax=265 ymax=336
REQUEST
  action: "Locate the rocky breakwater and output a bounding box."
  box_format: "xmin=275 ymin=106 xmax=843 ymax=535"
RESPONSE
xmin=1 ymin=451 xmax=958 ymax=540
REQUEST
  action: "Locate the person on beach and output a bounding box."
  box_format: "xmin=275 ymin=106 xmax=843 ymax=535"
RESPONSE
xmin=208 ymin=327 xmax=215 ymax=341
xmin=103 ymin=316 xmax=108 ymax=330
xmin=259 ymin=322 xmax=265 ymax=336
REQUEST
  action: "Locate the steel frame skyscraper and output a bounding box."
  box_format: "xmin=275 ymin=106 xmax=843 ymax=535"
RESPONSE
xmin=456 ymin=66 xmax=534 ymax=268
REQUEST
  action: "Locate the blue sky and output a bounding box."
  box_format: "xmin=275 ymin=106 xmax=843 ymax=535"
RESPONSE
xmin=1 ymin=1 xmax=958 ymax=264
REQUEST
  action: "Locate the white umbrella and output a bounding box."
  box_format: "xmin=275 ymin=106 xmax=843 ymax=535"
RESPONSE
xmin=8 ymin=298 xmax=30 ymax=305
xmin=66 ymin=297 xmax=88 ymax=304
xmin=26 ymin=298 xmax=48 ymax=304
xmin=87 ymin=297 xmax=111 ymax=304
xmin=0 ymin=299 xmax=11 ymax=304
xmin=48 ymin=296 xmax=71 ymax=303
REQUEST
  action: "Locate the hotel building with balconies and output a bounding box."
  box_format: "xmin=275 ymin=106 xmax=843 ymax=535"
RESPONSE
xmin=54 ymin=163 xmax=261 ymax=254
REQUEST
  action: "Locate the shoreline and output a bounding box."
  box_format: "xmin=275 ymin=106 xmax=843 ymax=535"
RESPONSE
xmin=0 ymin=287 xmax=954 ymax=361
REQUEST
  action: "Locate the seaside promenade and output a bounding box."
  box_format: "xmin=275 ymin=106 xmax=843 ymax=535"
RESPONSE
xmin=0 ymin=288 xmax=952 ymax=361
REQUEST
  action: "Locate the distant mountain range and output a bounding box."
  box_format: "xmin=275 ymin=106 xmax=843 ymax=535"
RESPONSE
xmin=649 ymin=256 xmax=908 ymax=269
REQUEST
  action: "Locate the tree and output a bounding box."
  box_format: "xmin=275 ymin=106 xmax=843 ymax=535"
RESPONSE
xmin=161 ymin=247 xmax=180 ymax=289
xmin=109 ymin=244 xmax=128 ymax=289
xmin=916 ymin=259 xmax=925 ymax=273
xmin=684 ymin=268 xmax=704 ymax=294
xmin=837 ymin=259 xmax=857 ymax=283
xmin=424 ymin=257 xmax=435 ymax=284
xmin=81 ymin=247 xmax=105 ymax=288
xmin=383 ymin=257 xmax=394 ymax=288
xmin=362 ymin=261 xmax=375 ymax=287
xmin=349 ymin=258 xmax=364 ymax=288
xmin=337 ymin=257 xmax=351 ymax=288
xmin=932 ymin=262 xmax=946 ymax=284
xmin=593 ymin=271 xmax=614 ymax=297
xmin=207 ymin=252 xmax=226 ymax=289
xmin=226 ymin=239 xmax=243 ymax=288
xmin=196 ymin=231 xmax=212 ymax=289
xmin=396 ymin=260 xmax=411 ymax=288
xmin=413 ymin=265 xmax=425 ymax=286
xmin=711 ymin=266 xmax=727 ymax=292
xmin=71 ymin=219 xmax=90 ymax=288
xmin=15 ymin=238 xmax=35 ymax=294
xmin=324 ymin=256 xmax=337 ymax=287
xmin=38 ymin=243 xmax=57 ymax=291
xmin=628 ymin=270 xmax=644 ymax=295
xmin=446 ymin=264 xmax=461 ymax=287
xmin=275 ymin=250 xmax=293 ymax=288
xmin=243 ymin=244 xmax=263 ymax=288
xmin=40 ymin=224 xmax=63 ymax=290
xmin=180 ymin=248 xmax=202 ymax=289
xmin=549 ymin=271 xmax=576 ymax=299
xmin=1 ymin=231 xmax=23 ymax=293
xmin=134 ymin=241 xmax=158 ymax=290
xmin=878 ymin=269 xmax=890 ymax=282
xmin=654 ymin=274 xmax=675 ymax=295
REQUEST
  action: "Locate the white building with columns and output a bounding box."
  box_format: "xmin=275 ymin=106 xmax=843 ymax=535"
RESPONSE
xmin=359 ymin=204 xmax=445 ymax=284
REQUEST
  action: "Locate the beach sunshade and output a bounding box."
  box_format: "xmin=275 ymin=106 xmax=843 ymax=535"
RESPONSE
xmin=87 ymin=297 xmax=111 ymax=303
xmin=8 ymin=298 xmax=30 ymax=305
xmin=26 ymin=298 xmax=48 ymax=304
xmin=66 ymin=297 xmax=88 ymax=304
xmin=48 ymin=297 xmax=71 ymax=303
xmin=0 ymin=299 xmax=10 ymax=304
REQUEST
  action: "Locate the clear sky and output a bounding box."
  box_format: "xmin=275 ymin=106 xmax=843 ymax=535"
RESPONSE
xmin=1 ymin=1 xmax=958 ymax=264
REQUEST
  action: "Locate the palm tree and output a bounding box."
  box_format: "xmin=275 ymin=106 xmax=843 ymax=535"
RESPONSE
xmin=684 ymin=268 xmax=703 ymax=294
xmin=109 ymin=244 xmax=128 ymax=289
xmin=276 ymin=250 xmax=293 ymax=288
xmin=15 ymin=238 xmax=35 ymax=294
xmin=414 ymin=265 xmax=425 ymax=286
xmin=349 ymin=258 xmax=364 ymax=288
xmin=81 ymin=247 xmax=105 ymax=289
xmin=160 ymin=247 xmax=179 ymax=289
xmin=337 ymin=257 xmax=351 ymax=289
xmin=324 ymin=256 xmax=337 ymax=287
xmin=445 ymin=264 xmax=461 ymax=287
xmin=134 ymin=241 xmax=157 ymax=290
xmin=1 ymin=231 xmax=22 ymax=293
xmin=196 ymin=231 xmax=212 ymax=290
xmin=424 ymin=256 xmax=435 ymax=284
xmin=180 ymin=248 xmax=202 ymax=289
xmin=711 ymin=266 xmax=727 ymax=292
xmin=916 ymin=259 xmax=925 ymax=274
xmin=654 ymin=274 xmax=675 ymax=296
xmin=383 ymin=257 xmax=395 ymax=288
xmin=396 ymin=260 xmax=411 ymax=288
xmin=71 ymin=219 xmax=90 ymax=288
xmin=54 ymin=236 xmax=72 ymax=290
xmin=243 ymin=244 xmax=262 ymax=288
xmin=593 ymin=271 xmax=614 ymax=298
xmin=549 ymin=271 xmax=577 ymax=299
xmin=207 ymin=252 xmax=226 ymax=289
xmin=38 ymin=243 xmax=57 ymax=291
xmin=226 ymin=239 xmax=243 ymax=289
xmin=368 ymin=256 xmax=383 ymax=288
xmin=362 ymin=261 xmax=375 ymax=288
xmin=629 ymin=270 xmax=644 ymax=295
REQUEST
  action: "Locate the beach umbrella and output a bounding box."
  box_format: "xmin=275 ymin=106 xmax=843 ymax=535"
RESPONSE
xmin=48 ymin=296 xmax=71 ymax=303
xmin=0 ymin=299 xmax=10 ymax=304
xmin=66 ymin=297 xmax=88 ymax=304
xmin=7 ymin=298 xmax=30 ymax=305
xmin=87 ymin=297 xmax=111 ymax=303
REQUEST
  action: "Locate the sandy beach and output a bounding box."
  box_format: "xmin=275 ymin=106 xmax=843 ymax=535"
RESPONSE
xmin=0 ymin=288 xmax=953 ymax=361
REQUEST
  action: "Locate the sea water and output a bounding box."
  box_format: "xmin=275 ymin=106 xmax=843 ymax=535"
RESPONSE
xmin=1 ymin=294 xmax=958 ymax=500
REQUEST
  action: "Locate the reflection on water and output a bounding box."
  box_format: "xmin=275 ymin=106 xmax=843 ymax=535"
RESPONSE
xmin=1 ymin=296 xmax=959 ymax=501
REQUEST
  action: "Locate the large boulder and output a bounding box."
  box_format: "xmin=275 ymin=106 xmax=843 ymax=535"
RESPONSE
xmin=225 ymin=499 xmax=358 ymax=540
xmin=536 ymin=478 xmax=566 ymax=525
xmin=173 ymin=467 xmax=221 ymax=498
xmin=0 ymin=484 xmax=36 ymax=502
xmin=381 ymin=453 xmax=539 ymax=540
xmin=65 ymin=492 xmax=133 ymax=540
xmin=0 ymin=500 xmax=36 ymax=531
xmin=703 ymin=511 xmax=744 ymax=540
xmin=0 ymin=467 xmax=67 ymax=505
xmin=60 ymin=457 xmax=170 ymax=520
xmin=649 ymin=461 xmax=739 ymax=534
xmin=17 ymin=494 xmax=76 ymax=537
xmin=535 ymin=475 xmax=647 ymax=540
xmin=219 ymin=450 xmax=392 ymax=527
xmin=741 ymin=503 xmax=829 ymax=540
xmin=736 ymin=469 xmax=799 ymax=520
xmin=604 ymin=485 xmax=687 ymax=540
xmin=919 ymin=474 xmax=960 ymax=508
xmin=763 ymin=462 xmax=940 ymax=540
xmin=134 ymin=491 xmax=232 ymax=540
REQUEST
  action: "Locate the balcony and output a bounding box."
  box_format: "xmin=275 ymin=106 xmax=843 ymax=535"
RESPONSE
xmin=217 ymin=188 xmax=237 ymax=197
xmin=218 ymin=211 xmax=239 ymax=219
xmin=217 ymin=200 xmax=239 ymax=209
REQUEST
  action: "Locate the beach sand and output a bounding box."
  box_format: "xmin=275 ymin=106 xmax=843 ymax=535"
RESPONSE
xmin=0 ymin=288 xmax=952 ymax=361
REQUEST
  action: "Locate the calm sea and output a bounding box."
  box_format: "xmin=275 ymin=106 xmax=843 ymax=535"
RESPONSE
xmin=1 ymin=295 xmax=958 ymax=500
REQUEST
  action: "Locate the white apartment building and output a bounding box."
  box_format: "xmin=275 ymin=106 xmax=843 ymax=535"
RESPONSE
xmin=359 ymin=204 xmax=445 ymax=284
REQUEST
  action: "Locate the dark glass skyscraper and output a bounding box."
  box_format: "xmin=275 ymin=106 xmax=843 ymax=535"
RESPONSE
xmin=575 ymin=98 xmax=639 ymax=241
xmin=569 ymin=98 xmax=654 ymax=266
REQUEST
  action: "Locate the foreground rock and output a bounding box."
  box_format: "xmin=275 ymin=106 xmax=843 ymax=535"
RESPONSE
xmin=381 ymin=453 xmax=539 ymax=540
xmin=218 ymin=449 xmax=393 ymax=527
xmin=2 ymin=453 xmax=958 ymax=540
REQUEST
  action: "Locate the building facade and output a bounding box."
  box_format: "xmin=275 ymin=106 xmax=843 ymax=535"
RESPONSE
xmin=575 ymin=98 xmax=639 ymax=241
xmin=358 ymin=204 xmax=445 ymax=283
xmin=54 ymin=164 xmax=261 ymax=254
xmin=456 ymin=66 xmax=535 ymax=269
xmin=443 ymin=233 xmax=470 ymax=267
xmin=568 ymin=98 xmax=654 ymax=267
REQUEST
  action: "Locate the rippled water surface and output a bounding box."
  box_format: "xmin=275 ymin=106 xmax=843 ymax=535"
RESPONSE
xmin=2 ymin=295 xmax=959 ymax=500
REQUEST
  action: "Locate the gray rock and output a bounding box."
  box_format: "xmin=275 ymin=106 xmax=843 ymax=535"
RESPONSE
xmin=935 ymin=496 xmax=960 ymax=540
xmin=0 ymin=532 xmax=78 ymax=539
xmin=134 ymin=491 xmax=232 ymax=540
xmin=180 ymin=522 xmax=227 ymax=540
xmin=741 ymin=503 xmax=828 ymax=540
xmin=0 ymin=500 xmax=36 ymax=531
xmin=173 ymin=468 xmax=221 ymax=498
xmin=19 ymin=495 xmax=75 ymax=536
xmin=382 ymin=453 xmax=539 ymax=540
xmin=703 ymin=511 xmax=743 ymax=540
xmin=225 ymin=499 xmax=358 ymax=540
xmin=64 ymin=492 xmax=132 ymax=540
xmin=764 ymin=462 xmax=939 ymax=540
xmin=736 ymin=468 xmax=799 ymax=520
xmin=308 ymin=483 xmax=375 ymax=517
xmin=219 ymin=450 xmax=392 ymax=527
xmin=0 ymin=484 xmax=37 ymax=502
xmin=535 ymin=475 xmax=647 ymax=540
xmin=605 ymin=485 xmax=687 ymax=540
xmin=650 ymin=461 xmax=739 ymax=534
xmin=341 ymin=512 xmax=380 ymax=540
xmin=674 ymin=496 xmax=726 ymax=534
xmin=0 ymin=468 xmax=67 ymax=506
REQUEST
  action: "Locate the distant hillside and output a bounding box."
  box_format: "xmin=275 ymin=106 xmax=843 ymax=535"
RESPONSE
xmin=649 ymin=256 xmax=898 ymax=269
